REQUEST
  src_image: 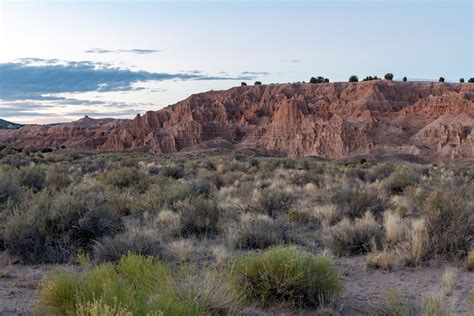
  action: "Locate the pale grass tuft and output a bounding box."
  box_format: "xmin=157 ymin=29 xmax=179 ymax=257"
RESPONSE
xmin=211 ymin=245 xmax=229 ymax=267
xmin=397 ymin=218 xmax=430 ymax=266
xmin=153 ymin=210 xmax=181 ymax=239
xmin=167 ymin=239 xmax=194 ymax=263
xmin=421 ymin=292 xmax=455 ymax=316
xmin=312 ymin=205 xmax=338 ymax=225
xmin=366 ymin=248 xmax=396 ymax=271
xmin=440 ymin=267 xmax=456 ymax=297
xmin=465 ymin=250 xmax=474 ymax=271
xmin=383 ymin=211 xmax=408 ymax=244
xmin=304 ymin=182 xmax=318 ymax=195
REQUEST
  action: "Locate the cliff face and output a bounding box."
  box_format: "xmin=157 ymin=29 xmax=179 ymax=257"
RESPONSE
xmin=0 ymin=116 xmax=128 ymax=150
xmin=2 ymin=81 xmax=473 ymax=160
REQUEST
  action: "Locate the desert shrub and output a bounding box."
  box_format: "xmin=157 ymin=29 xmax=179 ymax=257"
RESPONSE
xmin=46 ymin=172 xmax=72 ymax=191
xmin=103 ymin=167 xmax=150 ymax=192
xmin=18 ymin=165 xmax=46 ymax=191
xmin=35 ymin=254 xmax=203 ymax=316
xmin=228 ymin=214 xmax=289 ymax=250
xmin=0 ymin=171 xmax=20 ymax=203
xmin=4 ymin=192 xmax=123 ymax=263
xmin=254 ymin=81 xmax=262 ymax=85
xmin=365 ymin=163 xmax=395 ymax=182
xmin=460 ymin=78 xmax=465 ymax=83
xmin=255 ymin=188 xmax=295 ymax=217
xmin=93 ymin=230 xmax=164 ymax=263
xmin=368 ymin=290 xmax=419 ymax=315
xmin=384 ymin=73 xmax=394 ymax=80
xmin=380 ymin=169 xmax=418 ymax=194
xmin=423 ymin=191 xmax=473 ymax=257
xmin=468 ymin=78 xmax=474 ymax=83
xmin=229 ymin=246 xmax=342 ymax=307
xmin=439 ymin=77 xmax=445 ymax=82
xmin=328 ymin=187 xmax=386 ymax=219
xmin=160 ymin=164 xmax=184 ymax=179
xmin=328 ymin=211 xmax=384 ymax=256
xmin=179 ymin=197 xmax=220 ymax=237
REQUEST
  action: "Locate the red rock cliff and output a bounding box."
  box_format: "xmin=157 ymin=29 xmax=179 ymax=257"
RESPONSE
xmin=2 ymin=81 xmax=473 ymax=160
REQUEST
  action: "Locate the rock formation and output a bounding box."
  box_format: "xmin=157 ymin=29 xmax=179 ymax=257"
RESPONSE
xmin=1 ymin=81 xmax=473 ymax=161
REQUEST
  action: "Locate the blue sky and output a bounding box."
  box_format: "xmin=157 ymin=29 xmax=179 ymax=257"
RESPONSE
xmin=0 ymin=0 xmax=472 ymax=124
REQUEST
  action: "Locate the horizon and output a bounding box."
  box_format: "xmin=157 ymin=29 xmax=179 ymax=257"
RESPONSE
xmin=1 ymin=0 xmax=473 ymax=124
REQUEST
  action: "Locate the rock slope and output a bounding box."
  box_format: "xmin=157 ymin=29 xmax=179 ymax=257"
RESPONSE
xmin=1 ymin=81 xmax=473 ymax=160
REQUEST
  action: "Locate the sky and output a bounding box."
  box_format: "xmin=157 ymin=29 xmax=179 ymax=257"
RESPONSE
xmin=0 ymin=0 xmax=472 ymax=124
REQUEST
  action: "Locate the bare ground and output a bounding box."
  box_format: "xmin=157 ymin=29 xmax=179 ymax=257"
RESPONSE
xmin=0 ymin=252 xmax=472 ymax=315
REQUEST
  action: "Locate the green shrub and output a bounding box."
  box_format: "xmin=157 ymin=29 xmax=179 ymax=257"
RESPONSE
xmin=229 ymin=246 xmax=342 ymax=307
xmin=18 ymin=165 xmax=46 ymax=191
xmin=179 ymin=197 xmax=220 ymax=237
xmin=35 ymin=254 xmax=203 ymax=316
xmin=103 ymin=167 xmax=150 ymax=192
xmin=439 ymin=77 xmax=445 ymax=82
xmin=384 ymin=73 xmax=394 ymax=80
xmin=4 ymin=192 xmax=123 ymax=263
xmin=403 ymin=76 xmax=407 ymax=82
xmin=255 ymin=188 xmax=295 ymax=217
xmin=228 ymin=215 xmax=289 ymax=250
xmin=328 ymin=211 xmax=384 ymax=256
xmin=468 ymin=78 xmax=474 ymax=83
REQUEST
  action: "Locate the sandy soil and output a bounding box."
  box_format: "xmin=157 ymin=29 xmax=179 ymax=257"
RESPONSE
xmin=0 ymin=252 xmax=472 ymax=315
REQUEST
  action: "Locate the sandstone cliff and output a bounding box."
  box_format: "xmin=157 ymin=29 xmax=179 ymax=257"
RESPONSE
xmin=2 ymin=81 xmax=473 ymax=160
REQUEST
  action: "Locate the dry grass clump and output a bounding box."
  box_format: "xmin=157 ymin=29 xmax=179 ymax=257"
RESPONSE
xmin=383 ymin=211 xmax=408 ymax=245
xmin=328 ymin=211 xmax=384 ymax=256
xmin=397 ymin=218 xmax=431 ymax=266
xmin=312 ymin=205 xmax=338 ymax=225
xmin=368 ymin=290 xmax=419 ymax=315
xmin=366 ymin=248 xmax=396 ymax=271
xmin=440 ymin=267 xmax=456 ymax=297
xmin=227 ymin=214 xmax=289 ymax=250
xmin=229 ymin=246 xmax=342 ymax=308
xmin=465 ymin=250 xmax=474 ymax=271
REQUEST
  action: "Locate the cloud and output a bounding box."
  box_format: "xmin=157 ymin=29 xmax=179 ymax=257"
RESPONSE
xmin=281 ymin=59 xmax=301 ymax=63
xmin=85 ymin=48 xmax=160 ymax=54
xmin=0 ymin=58 xmax=257 ymax=101
xmin=240 ymin=71 xmax=269 ymax=76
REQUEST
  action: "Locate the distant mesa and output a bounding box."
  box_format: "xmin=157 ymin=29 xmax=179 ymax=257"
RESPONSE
xmin=0 ymin=119 xmax=23 ymax=129
xmin=1 ymin=80 xmax=473 ymax=161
